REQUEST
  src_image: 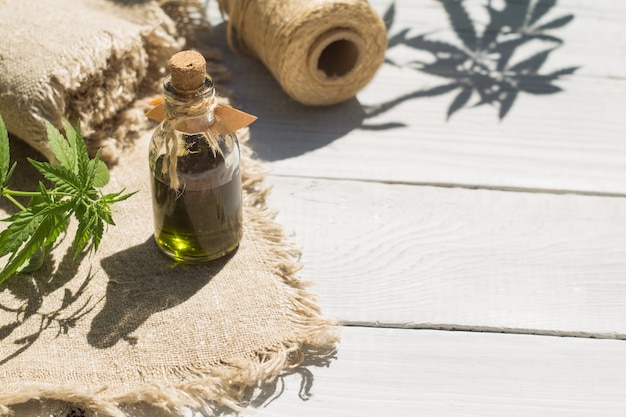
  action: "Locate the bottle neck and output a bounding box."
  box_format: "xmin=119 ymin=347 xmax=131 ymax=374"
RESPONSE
xmin=163 ymin=75 xmax=216 ymax=125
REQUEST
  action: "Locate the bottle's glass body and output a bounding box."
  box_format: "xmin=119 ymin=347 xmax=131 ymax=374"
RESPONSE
xmin=149 ymin=76 xmax=243 ymax=262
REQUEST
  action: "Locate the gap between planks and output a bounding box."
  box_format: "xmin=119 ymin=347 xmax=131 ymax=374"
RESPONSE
xmin=268 ymin=173 xmax=626 ymax=200
xmin=265 ymin=176 xmax=626 ymax=340
xmin=339 ymin=321 xmax=626 ymax=341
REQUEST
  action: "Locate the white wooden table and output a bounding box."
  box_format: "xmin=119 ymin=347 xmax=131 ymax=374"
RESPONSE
xmin=205 ymin=0 xmax=626 ymax=415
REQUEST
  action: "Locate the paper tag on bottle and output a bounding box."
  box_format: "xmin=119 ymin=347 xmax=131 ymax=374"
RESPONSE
xmin=145 ymin=97 xmax=257 ymax=132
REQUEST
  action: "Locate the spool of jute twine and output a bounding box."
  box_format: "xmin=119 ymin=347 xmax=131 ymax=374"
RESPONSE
xmin=217 ymin=0 xmax=388 ymax=105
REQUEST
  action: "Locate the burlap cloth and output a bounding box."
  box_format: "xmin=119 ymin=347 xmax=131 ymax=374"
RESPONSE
xmin=0 ymin=1 xmax=338 ymax=416
xmin=0 ymin=0 xmax=207 ymax=165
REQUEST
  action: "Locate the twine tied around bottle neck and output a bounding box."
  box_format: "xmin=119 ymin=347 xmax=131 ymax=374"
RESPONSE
xmin=162 ymin=87 xmax=221 ymax=192
xmin=146 ymin=75 xmax=257 ymax=192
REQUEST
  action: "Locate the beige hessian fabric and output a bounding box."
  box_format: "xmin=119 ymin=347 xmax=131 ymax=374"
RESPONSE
xmin=0 ymin=0 xmax=338 ymax=415
xmin=0 ymin=0 xmax=182 ymax=165
xmin=0 ymin=128 xmax=339 ymax=416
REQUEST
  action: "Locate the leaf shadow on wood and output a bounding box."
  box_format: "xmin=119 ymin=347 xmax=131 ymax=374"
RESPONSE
xmin=207 ymin=0 xmax=577 ymax=162
xmin=382 ymin=0 xmax=579 ymax=120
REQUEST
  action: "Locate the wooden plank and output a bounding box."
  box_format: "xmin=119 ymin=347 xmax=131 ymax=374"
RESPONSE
xmin=207 ymin=0 xmax=626 ymax=195
xmin=266 ymin=176 xmax=626 ymax=338
xmin=372 ymin=0 xmax=626 ymax=79
xmin=19 ymin=327 xmax=626 ymax=416
xmin=11 ymin=327 xmax=626 ymax=416
xmin=209 ymin=0 xmax=626 ymax=79
xmin=263 ymin=73 xmax=626 ymax=195
xmin=249 ymin=327 xmax=626 ymax=417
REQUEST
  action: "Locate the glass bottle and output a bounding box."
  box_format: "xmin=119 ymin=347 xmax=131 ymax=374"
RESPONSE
xmin=149 ymin=51 xmax=243 ymax=262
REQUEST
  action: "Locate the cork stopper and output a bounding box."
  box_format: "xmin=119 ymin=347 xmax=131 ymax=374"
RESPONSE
xmin=168 ymin=50 xmax=207 ymax=91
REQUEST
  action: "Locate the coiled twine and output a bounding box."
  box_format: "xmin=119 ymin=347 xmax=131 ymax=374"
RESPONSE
xmin=217 ymin=0 xmax=388 ymax=105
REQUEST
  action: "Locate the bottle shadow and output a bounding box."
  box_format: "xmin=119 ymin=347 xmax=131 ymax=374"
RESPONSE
xmin=90 ymin=238 xmax=231 ymax=349
xmin=95 ymin=236 xmax=338 ymax=416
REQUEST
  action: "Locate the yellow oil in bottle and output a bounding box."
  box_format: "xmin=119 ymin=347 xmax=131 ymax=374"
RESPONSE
xmin=150 ymin=135 xmax=242 ymax=262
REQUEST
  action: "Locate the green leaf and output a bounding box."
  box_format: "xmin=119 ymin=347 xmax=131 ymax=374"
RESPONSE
xmin=86 ymin=149 xmax=109 ymax=189
xmin=0 ymin=116 xmax=136 ymax=283
xmin=15 ymin=247 xmax=45 ymax=273
xmin=95 ymin=200 xmax=114 ymax=226
xmin=0 ymin=196 xmax=73 ymax=251
xmin=46 ymin=121 xmax=78 ymax=175
xmin=0 ymin=114 xmax=9 ymax=187
xmin=92 ymin=160 xmax=110 ymax=188
xmin=0 ymin=212 xmax=44 ymax=258
xmin=64 ymin=120 xmax=78 ymax=149
xmin=72 ymin=121 xmax=92 ymax=183
xmin=3 ymin=162 xmax=17 ymax=187
xmin=9 ymin=208 xmax=69 ymax=274
xmin=0 ymin=219 xmax=52 ymax=284
xmin=71 ymin=205 xmax=99 ymax=258
xmin=28 ymin=158 xmax=82 ymax=191
xmin=36 ymin=182 xmax=71 ymax=252
xmin=91 ymin=216 xmax=105 ymax=252
xmin=102 ymin=189 xmax=137 ymax=205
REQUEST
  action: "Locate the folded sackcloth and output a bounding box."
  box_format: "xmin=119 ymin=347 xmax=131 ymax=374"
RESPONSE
xmin=0 ymin=0 xmax=199 ymax=164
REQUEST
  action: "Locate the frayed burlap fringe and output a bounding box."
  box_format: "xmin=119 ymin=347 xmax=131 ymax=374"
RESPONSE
xmin=0 ymin=129 xmax=339 ymax=417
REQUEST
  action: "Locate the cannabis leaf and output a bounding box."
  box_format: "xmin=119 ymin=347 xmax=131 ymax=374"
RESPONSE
xmin=0 ymin=116 xmax=16 ymax=192
xmin=0 ymin=115 xmax=136 ymax=284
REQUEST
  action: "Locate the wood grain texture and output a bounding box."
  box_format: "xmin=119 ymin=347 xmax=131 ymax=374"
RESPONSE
xmin=267 ymin=176 xmax=626 ymax=338
xmin=251 ymin=327 xmax=626 ymax=417
xmin=209 ymin=0 xmax=626 ymax=195
xmin=261 ymin=73 xmax=626 ymax=194
xmin=371 ymin=0 xmax=626 ymax=79
xmin=200 ymin=2 xmax=626 ymax=417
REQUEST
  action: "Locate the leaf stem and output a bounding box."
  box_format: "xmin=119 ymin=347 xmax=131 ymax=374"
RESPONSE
xmin=2 ymin=192 xmax=27 ymax=211
xmin=3 ymin=189 xmax=73 ymax=198
xmin=1 ymin=188 xmax=74 ymax=211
